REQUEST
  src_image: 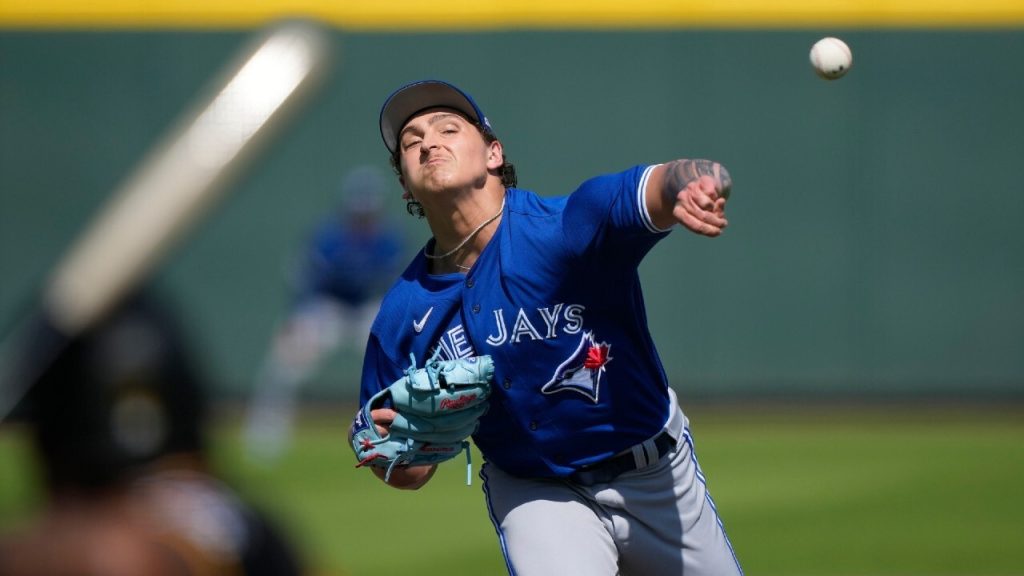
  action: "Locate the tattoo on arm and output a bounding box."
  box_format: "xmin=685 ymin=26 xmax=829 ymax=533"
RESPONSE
xmin=663 ymin=159 xmax=733 ymax=200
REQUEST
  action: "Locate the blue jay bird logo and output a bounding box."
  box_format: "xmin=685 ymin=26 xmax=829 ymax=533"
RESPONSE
xmin=541 ymin=332 xmax=611 ymax=403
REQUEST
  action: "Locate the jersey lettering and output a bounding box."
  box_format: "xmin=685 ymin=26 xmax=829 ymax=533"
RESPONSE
xmin=447 ymin=324 xmax=474 ymax=358
xmin=538 ymin=303 xmax=564 ymax=338
xmin=563 ymin=304 xmax=585 ymax=334
xmin=484 ymin=304 xmax=587 ymax=346
xmin=435 ymin=324 xmax=477 ymax=361
xmin=510 ymin=309 xmax=543 ymax=343
xmin=485 ymin=309 xmax=507 ymax=346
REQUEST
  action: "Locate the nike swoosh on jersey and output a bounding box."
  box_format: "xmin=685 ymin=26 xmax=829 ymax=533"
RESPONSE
xmin=412 ymin=307 xmax=434 ymax=333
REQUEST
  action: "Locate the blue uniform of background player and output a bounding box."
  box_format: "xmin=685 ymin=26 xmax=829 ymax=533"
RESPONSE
xmin=359 ymin=80 xmax=742 ymax=575
xmin=246 ymin=165 xmax=404 ymax=462
xmin=291 ymin=170 xmax=404 ymax=311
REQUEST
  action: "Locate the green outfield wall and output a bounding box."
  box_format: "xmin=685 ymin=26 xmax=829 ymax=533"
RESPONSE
xmin=2 ymin=28 xmax=1023 ymax=399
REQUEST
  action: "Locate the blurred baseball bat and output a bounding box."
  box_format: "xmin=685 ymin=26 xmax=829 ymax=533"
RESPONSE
xmin=0 ymin=20 xmax=332 ymax=421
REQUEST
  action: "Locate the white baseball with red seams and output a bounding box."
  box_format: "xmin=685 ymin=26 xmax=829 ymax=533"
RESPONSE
xmin=810 ymin=37 xmax=853 ymax=80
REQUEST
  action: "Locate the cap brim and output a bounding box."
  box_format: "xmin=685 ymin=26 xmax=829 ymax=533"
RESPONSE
xmin=379 ymin=80 xmax=486 ymax=153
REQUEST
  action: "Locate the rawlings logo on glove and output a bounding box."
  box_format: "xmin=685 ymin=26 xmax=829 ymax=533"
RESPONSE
xmin=440 ymin=394 xmax=480 ymax=411
xmin=350 ymin=352 xmax=494 ymax=484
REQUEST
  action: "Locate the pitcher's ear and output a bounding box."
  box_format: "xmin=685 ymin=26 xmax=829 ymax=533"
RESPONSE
xmin=486 ymin=140 xmax=504 ymax=170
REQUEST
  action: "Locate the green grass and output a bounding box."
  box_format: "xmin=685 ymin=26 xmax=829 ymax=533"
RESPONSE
xmin=696 ymin=405 xmax=1024 ymax=576
xmin=2 ymin=403 xmax=1023 ymax=576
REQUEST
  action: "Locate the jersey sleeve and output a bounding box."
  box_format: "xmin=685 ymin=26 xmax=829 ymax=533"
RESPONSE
xmin=561 ymin=164 xmax=669 ymax=264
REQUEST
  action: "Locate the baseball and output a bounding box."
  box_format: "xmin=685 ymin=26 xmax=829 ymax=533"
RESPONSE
xmin=809 ymin=37 xmax=852 ymax=80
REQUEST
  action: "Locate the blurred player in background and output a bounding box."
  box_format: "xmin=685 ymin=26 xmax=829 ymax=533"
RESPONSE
xmin=245 ymin=165 xmax=406 ymax=463
xmin=0 ymin=290 xmax=305 ymax=576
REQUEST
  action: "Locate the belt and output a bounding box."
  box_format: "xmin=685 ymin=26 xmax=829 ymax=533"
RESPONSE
xmin=568 ymin=430 xmax=676 ymax=487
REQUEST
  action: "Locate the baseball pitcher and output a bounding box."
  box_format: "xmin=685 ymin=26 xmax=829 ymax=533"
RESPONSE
xmin=349 ymin=80 xmax=743 ymax=576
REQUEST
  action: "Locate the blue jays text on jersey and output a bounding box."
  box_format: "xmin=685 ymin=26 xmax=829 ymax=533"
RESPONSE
xmin=360 ymin=164 xmax=678 ymax=479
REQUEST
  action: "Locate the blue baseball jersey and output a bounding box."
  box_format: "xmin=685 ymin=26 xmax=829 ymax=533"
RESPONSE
xmin=359 ymin=164 xmax=676 ymax=478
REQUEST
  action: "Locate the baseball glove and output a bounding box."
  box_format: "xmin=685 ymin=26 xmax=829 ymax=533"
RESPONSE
xmin=350 ymin=352 xmax=494 ymax=484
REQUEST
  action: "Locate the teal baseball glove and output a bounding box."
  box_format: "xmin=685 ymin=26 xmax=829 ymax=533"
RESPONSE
xmin=350 ymin=352 xmax=494 ymax=484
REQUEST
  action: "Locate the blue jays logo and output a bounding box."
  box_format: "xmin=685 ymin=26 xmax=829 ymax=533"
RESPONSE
xmin=541 ymin=332 xmax=611 ymax=403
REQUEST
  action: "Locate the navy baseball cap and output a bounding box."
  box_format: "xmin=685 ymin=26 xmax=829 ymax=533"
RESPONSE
xmin=379 ymin=80 xmax=493 ymax=154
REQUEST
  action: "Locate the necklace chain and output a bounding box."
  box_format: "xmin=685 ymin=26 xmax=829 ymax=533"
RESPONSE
xmin=423 ymin=197 xmax=506 ymax=261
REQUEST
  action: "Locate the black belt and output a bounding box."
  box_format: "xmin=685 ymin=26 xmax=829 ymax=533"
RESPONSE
xmin=568 ymin=430 xmax=676 ymax=486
